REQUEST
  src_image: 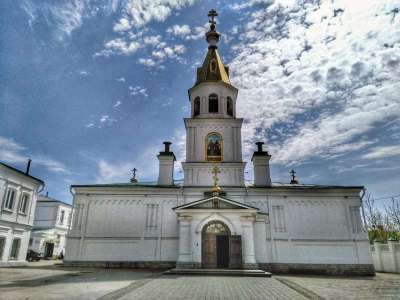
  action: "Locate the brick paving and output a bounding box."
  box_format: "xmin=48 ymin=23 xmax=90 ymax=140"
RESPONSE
xmin=119 ymin=275 xmax=308 ymax=300
xmin=1 ymin=262 xmax=400 ymax=300
xmin=277 ymin=273 xmax=400 ymax=300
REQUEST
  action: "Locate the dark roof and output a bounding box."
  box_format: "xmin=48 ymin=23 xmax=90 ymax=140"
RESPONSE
xmin=251 ymin=182 xmax=364 ymax=190
xmin=71 ymin=183 xmax=180 ymax=188
xmin=38 ymin=195 xmax=72 ymax=206
xmin=0 ymin=162 xmax=44 ymax=184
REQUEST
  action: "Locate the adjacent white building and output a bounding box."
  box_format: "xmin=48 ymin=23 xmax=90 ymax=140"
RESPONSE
xmin=65 ymin=12 xmax=374 ymax=275
xmin=0 ymin=161 xmax=44 ymax=267
xmin=30 ymin=195 xmax=72 ymax=258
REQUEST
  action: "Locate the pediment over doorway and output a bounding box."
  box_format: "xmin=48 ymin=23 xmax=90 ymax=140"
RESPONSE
xmin=173 ymin=196 xmax=258 ymax=211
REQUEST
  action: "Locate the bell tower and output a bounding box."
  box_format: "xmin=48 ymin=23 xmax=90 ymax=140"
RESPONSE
xmin=182 ymin=10 xmax=245 ymax=187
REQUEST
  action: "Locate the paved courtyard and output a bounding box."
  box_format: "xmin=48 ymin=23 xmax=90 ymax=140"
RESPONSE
xmin=0 ymin=261 xmax=399 ymax=300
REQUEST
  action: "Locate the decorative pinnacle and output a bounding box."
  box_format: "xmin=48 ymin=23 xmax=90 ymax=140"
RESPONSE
xmin=163 ymin=141 xmax=172 ymax=153
xmin=208 ymin=9 xmax=218 ymax=31
xmin=206 ymin=9 xmax=220 ymax=48
xmin=290 ymin=169 xmax=299 ymax=184
xmin=255 ymin=142 xmax=264 ymax=152
xmin=130 ymin=168 xmax=138 ymax=183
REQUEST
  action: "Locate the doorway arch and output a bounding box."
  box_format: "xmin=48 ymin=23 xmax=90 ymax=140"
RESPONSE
xmin=202 ymin=221 xmax=230 ymax=269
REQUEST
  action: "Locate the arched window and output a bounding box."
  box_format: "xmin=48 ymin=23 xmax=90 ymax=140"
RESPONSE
xmin=206 ymin=132 xmax=222 ymax=161
xmin=210 ymin=59 xmax=217 ymax=73
xmin=193 ymin=97 xmax=200 ymax=116
xmin=227 ymin=97 xmax=233 ymax=116
xmin=209 ymin=94 xmax=218 ymax=113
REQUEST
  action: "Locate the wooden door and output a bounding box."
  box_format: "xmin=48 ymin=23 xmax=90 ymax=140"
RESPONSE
xmin=229 ymin=235 xmax=242 ymax=269
xmin=202 ymin=234 xmax=217 ymax=268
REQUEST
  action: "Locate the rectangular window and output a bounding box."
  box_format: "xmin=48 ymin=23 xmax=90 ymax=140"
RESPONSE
xmin=9 ymin=238 xmax=21 ymax=260
xmin=19 ymin=193 xmax=30 ymax=214
xmin=59 ymin=210 xmax=65 ymax=225
xmin=29 ymin=238 xmax=33 ymax=247
xmin=145 ymin=204 xmax=159 ymax=229
xmin=272 ymin=205 xmax=286 ymax=233
xmin=4 ymin=188 xmax=16 ymax=210
xmin=350 ymin=206 xmax=362 ymax=234
xmin=0 ymin=237 xmax=5 ymax=259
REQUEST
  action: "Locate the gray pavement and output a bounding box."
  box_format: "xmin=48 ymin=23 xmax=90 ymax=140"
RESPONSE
xmin=1 ymin=261 xmax=400 ymax=299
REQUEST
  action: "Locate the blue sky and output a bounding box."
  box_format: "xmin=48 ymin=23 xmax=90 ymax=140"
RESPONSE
xmin=1 ymin=0 xmax=399 ymax=204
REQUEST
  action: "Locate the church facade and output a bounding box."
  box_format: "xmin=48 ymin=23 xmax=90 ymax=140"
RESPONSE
xmin=65 ymin=11 xmax=374 ymax=275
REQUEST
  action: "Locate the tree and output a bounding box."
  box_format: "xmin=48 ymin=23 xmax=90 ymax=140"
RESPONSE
xmin=363 ymin=193 xmax=383 ymax=230
xmin=384 ymin=197 xmax=400 ymax=231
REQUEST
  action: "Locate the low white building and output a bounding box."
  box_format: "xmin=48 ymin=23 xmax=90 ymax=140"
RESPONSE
xmin=0 ymin=161 xmax=44 ymax=267
xmin=30 ymin=195 xmax=72 ymax=258
xmin=65 ymin=12 xmax=374 ymax=275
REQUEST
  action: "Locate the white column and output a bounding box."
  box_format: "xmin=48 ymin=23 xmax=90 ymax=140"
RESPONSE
xmin=176 ymin=216 xmax=192 ymax=268
xmin=241 ymin=216 xmax=258 ymax=269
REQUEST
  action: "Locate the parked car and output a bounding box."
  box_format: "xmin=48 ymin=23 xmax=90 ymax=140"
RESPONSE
xmin=26 ymin=250 xmax=42 ymax=262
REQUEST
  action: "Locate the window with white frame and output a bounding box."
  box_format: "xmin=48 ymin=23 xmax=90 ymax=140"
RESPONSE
xmin=9 ymin=238 xmax=21 ymax=260
xmin=59 ymin=210 xmax=65 ymax=225
xmin=19 ymin=193 xmax=30 ymax=214
xmin=4 ymin=188 xmax=16 ymax=210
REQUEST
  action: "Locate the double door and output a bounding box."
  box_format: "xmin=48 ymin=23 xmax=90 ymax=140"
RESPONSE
xmin=202 ymin=235 xmax=242 ymax=269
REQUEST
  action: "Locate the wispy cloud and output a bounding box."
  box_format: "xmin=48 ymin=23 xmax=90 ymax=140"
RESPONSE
xmin=96 ymin=128 xmax=186 ymax=183
xmin=113 ymin=101 xmax=122 ymax=108
xmin=129 ymin=86 xmax=148 ymax=97
xmin=0 ymin=136 xmax=69 ymax=174
xmin=362 ymin=145 xmax=400 ymax=160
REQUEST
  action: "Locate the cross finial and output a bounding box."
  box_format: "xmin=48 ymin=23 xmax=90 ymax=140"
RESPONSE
xmin=211 ymin=164 xmax=221 ymax=193
xmin=208 ymin=9 xmax=218 ymax=31
xmin=130 ymin=168 xmax=138 ymax=183
xmin=290 ymin=169 xmax=298 ymax=184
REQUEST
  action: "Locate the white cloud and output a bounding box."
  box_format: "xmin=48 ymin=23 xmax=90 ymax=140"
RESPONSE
xmin=105 ymin=38 xmax=141 ymax=55
xmin=362 ymin=145 xmax=400 ymax=160
xmin=85 ymin=123 xmax=94 ymax=128
xmin=167 ymin=24 xmax=205 ymax=40
xmin=138 ymin=58 xmax=157 ymax=67
xmin=113 ymin=101 xmax=122 ymax=108
xmin=116 ymin=77 xmax=126 ymax=82
xmin=99 ymin=115 xmax=117 ymax=126
xmin=227 ymin=0 xmax=400 ymax=165
xmin=167 ymin=24 xmax=191 ymax=36
xmin=79 ymin=70 xmax=89 ymax=76
xmin=0 ymin=136 xmax=69 ymax=174
xmin=21 ymin=0 xmax=86 ymax=40
xmin=95 ymin=0 xmax=195 ymax=59
xmin=113 ymin=0 xmax=195 ymax=32
xmin=129 ymin=86 xmax=148 ymax=97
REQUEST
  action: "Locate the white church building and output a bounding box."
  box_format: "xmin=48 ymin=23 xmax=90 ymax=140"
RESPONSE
xmin=65 ymin=11 xmax=374 ymax=275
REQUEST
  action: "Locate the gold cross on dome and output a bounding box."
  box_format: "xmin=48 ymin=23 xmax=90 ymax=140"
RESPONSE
xmin=208 ymin=9 xmax=218 ymax=30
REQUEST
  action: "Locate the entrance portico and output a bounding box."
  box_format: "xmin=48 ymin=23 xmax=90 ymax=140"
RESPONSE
xmin=174 ymin=195 xmax=260 ymax=269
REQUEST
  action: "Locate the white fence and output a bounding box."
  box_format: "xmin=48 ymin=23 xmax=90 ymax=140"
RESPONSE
xmin=371 ymin=241 xmax=400 ymax=274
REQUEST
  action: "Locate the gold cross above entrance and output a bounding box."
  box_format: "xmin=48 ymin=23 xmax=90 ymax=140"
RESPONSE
xmin=212 ymin=165 xmax=221 ymax=193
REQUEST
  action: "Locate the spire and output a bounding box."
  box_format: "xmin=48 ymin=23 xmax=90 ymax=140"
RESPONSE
xmin=191 ymin=10 xmax=233 ymax=89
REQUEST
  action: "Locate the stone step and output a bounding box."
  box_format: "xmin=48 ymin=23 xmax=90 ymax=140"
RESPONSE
xmin=164 ymin=268 xmax=272 ymax=277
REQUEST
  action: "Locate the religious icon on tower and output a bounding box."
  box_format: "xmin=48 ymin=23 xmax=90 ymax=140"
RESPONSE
xmin=206 ymin=132 xmax=222 ymax=161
